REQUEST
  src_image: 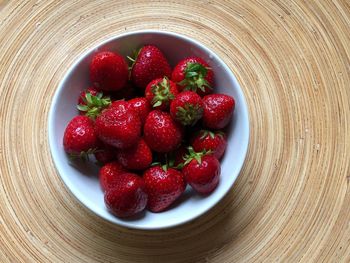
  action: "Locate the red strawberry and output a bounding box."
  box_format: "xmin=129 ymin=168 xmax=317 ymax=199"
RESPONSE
xmin=182 ymin=147 xmax=220 ymax=195
xmin=170 ymin=91 xmax=204 ymax=126
xmin=144 ymin=110 xmax=183 ymax=153
xmin=202 ymin=94 xmax=235 ymax=129
xmin=78 ymin=87 xmax=98 ymax=106
xmin=129 ymin=45 xmax=171 ymax=89
xmin=104 ymin=173 xmax=148 ymax=218
xmin=99 ymin=161 xmax=126 ymax=192
xmin=143 ymin=165 xmax=186 ymax=212
xmin=63 ymin=115 xmax=98 ymax=159
xmin=191 ymin=130 xmax=227 ymax=159
xmin=128 ymin=97 xmax=151 ymax=124
xmin=95 ymin=100 xmax=141 ymax=149
xmin=90 ymin=51 xmax=128 ymax=91
xmin=117 ymin=139 xmax=152 ymax=170
xmin=171 ymin=57 xmax=214 ymax=96
xmin=77 ymin=88 xmax=111 ymax=119
xmin=94 ymin=143 xmax=117 ymax=164
xmin=145 ymin=77 xmax=178 ymax=110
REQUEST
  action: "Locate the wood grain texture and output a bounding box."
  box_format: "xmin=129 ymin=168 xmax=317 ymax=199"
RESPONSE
xmin=0 ymin=0 xmax=349 ymax=262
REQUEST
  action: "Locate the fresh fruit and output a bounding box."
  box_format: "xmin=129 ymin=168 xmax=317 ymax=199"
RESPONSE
xmin=145 ymin=77 xmax=178 ymax=110
xmin=117 ymin=139 xmax=152 ymax=170
xmin=94 ymin=143 xmax=117 ymax=164
xmin=182 ymin=147 xmax=221 ymax=194
xmin=63 ymin=115 xmax=98 ymax=158
xmin=78 ymin=87 xmax=98 ymax=106
xmin=171 ymin=57 xmax=214 ymax=96
xmin=104 ymin=173 xmax=148 ymax=218
xmin=170 ymin=91 xmax=204 ymax=126
xmin=129 ymin=45 xmax=171 ymax=89
xmin=90 ymin=51 xmax=128 ymax=91
xmin=144 ymin=110 xmax=183 ymax=153
xmin=143 ymin=165 xmax=186 ymax=212
xmin=202 ymin=94 xmax=235 ymax=129
xmin=99 ymin=161 xmax=126 ymax=192
xmin=191 ymin=130 xmax=227 ymax=159
xmin=128 ymin=97 xmax=151 ymax=124
xmin=95 ymin=100 xmax=141 ymax=149
xmin=77 ymin=88 xmax=111 ymax=119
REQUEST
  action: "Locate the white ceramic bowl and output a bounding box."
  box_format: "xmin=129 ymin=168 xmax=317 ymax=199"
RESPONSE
xmin=48 ymin=30 xmax=249 ymax=230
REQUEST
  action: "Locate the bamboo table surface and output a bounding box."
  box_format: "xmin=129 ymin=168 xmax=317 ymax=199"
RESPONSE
xmin=1 ymin=1 xmax=349 ymax=262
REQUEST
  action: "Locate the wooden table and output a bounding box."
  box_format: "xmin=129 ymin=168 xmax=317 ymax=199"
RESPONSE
xmin=1 ymin=1 xmax=349 ymax=262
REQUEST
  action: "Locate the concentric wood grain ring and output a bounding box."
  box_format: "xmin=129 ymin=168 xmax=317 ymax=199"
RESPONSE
xmin=1 ymin=1 xmax=349 ymax=262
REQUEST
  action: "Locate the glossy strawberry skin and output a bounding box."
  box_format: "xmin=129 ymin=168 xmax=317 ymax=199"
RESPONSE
xmin=202 ymin=94 xmax=235 ymax=129
xmin=104 ymin=173 xmax=148 ymax=218
xmin=143 ymin=166 xmax=186 ymax=212
xmin=170 ymin=91 xmax=204 ymax=126
xmin=99 ymin=161 xmax=126 ymax=192
xmin=117 ymin=139 xmax=152 ymax=170
xmin=95 ymin=101 xmax=141 ymax=149
xmin=191 ymin=130 xmax=227 ymax=159
xmin=183 ymin=154 xmax=220 ymax=195
xmin=131 ymin=45 xmax=172 ymax=89
xmin=63 ymin=115 xmax=98 ymax=154
xmin=128 ymin=97 xmax=151 ymax=124
xmin=145 ymin=77 xmax=178 ymax=111
xmin=90 ymin=51 xmax=128 ymax=91
xmin=171 ymin=57 xmax=214 ymax=96
xmin=144 ymin=110 xmax=184 ymax=153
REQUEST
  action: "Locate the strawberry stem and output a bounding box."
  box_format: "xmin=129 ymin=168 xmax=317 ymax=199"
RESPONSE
xmin=151 ymin=77 xmax=175 ymax=108
xmin=77 ymin=91 xmax=111 ymax=120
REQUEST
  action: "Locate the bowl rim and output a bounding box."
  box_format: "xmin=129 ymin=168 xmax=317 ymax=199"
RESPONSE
xmin=48 ymin=29 xmax=250 ymax=230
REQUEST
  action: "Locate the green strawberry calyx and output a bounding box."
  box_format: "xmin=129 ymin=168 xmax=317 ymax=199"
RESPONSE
xmin=151 ymin=77 xmax=175 ymax=108
xmin=199 ymin=130 xmax=225 ymax=140
xmin=127 ymin=48 xmax=141 ymax=72
xmin=177 ymin=146 xmax=212 ymax=168
xmin=175 ymin=103 xmax=203 ymax=126
xmin=77 ymin=91 xmax=111 ymax=120
xmin=178 ymin=62 xmax=212 ymax=93
xmin=68 ymin=148 xmax=100 ymax=162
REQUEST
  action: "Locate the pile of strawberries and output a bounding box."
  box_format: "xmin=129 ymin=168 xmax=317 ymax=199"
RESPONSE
xmin=63 ymin=45 xmax=235 ymax=218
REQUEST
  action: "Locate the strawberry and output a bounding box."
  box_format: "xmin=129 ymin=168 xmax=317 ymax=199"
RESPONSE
xmin=78 ymin=87 xmax=98 ymax=106
xmin=143 ymin=165 xmax=186 ymax=212
xmin=128 ymin=97 xmax=151 ymax=124
xmin=129 ymin=45 xmax=171 ymax=89
xmin=171 ymin=57 xmax=214 ymax=96
xmin=117 ymin=139 xmax=152 ymax=170
xmin=90 ymin=51 xmax=128 ymax=91
xmin=202 ymin=94 xmax=235 ymax=129
xmin=182 ymin=147 xmax=220 ymax=195
xmin=145 ymin=77 xmax=178 ymax=110
xmin=144 ymin=110 xmax=183 ymax=153
xmin=191 ymin=130 xmax=227 ymax=159
xmin=99 ymin=161 xmax=126 ymax=192
xmin=95 ymin=100 xmax=141 ymax=149
xmin=63 ymin=115 xmax=98 ymax=159
xmin=104 ymin=173 xmax=148 ymax=218
xmin=170 ymin=91 xmax=204 ymax=126
xmin=94 ymin=143 xmax=117 ymax=164
xmin=77 ymin=88 xmax=111 ymax=119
